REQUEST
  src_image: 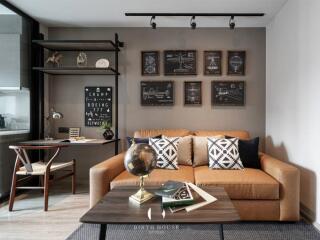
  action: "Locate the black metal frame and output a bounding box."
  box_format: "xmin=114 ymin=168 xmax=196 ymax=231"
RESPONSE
xmin=125 ymin=13 xmax=264 ymax=17
xmin=32 ymin=34 xmax=123 ymax=155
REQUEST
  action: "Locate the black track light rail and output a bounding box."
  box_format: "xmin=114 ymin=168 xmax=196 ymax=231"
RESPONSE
xmin=125 ymin=13 xmax=265 ymax=17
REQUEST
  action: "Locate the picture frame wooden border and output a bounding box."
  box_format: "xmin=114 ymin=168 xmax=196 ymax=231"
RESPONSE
xmin=227 ymin=51 xmax=246 ymax=76
xmin=184 ymin=81 xmax=202 ymax=105
xmin=203 ymin=51 xmax=222 ymax=75
xmin=164 ymin=50 xmax=197 ymax=76
xmin=211 ymin=80 xmax=245 ymax=106
xmin=141 ymin=51 xmax=160 ymax=76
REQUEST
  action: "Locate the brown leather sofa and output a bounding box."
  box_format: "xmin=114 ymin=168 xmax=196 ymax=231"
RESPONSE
xmin=90 ymin=129 xmax=300 ymax=221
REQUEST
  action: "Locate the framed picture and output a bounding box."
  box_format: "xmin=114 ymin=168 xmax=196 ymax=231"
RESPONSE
xmin=141 ymin=51 xmax=159 ymax=75
xmin=184 ymin=81 xmax=202 ymax=105
xmin=164 ymin=50 xmax=197 ymax=75
xmin=141 ymin=81 xmax=174 ymax=106
xmin=211 ymin=81 xmax=245 ymax=106
xmin=227 ymin=51 xmax=246 ymax=75
xmin=85 ymin=86 xmax=112 ymax=127
xmin=204 ymin=51 xmax=222 ymax=75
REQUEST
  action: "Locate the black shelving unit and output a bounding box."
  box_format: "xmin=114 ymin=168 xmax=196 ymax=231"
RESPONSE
xmin=32 ymin=67 xmax=119 ymax=75
xmin=33 ymin=34 xmax=124 ymax=155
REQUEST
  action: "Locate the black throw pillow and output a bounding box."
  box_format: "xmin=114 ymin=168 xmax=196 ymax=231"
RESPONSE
xmin=226 ymin=136 xmax=260 ymax=169
xmin=126 ymin=135 xmax=162 ymax=148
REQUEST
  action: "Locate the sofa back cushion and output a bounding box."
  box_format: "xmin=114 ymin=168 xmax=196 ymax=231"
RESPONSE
xmin=176 ymin=136 xmax=192 ymax=166
xmin=134 ymin=129 xmax=191 ymax=138
xmin=194 ymin=130 xmax=250 ymax=140
xmin=193 ymin=135 xmax=224 ymax=167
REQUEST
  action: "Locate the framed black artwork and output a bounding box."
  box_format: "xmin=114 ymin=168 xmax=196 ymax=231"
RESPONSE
xmin=85 ymin=86 xmax=112 ymax=127
xmin=184 ymin=81 xmax=202 ymax=105
xmin=211 ymin=81 xmax=245 ymax=106
xmin=204 ymin=51 xmax=222 ymax=75
xmin=164 ymin=50 xmax=197 ymax=75
xmin=141 ymin=51 xmax=159 ymax=75
xmin=141 ymin=81 xmax=174 ymax=106
xmin=227 ymin=51 xmax=246 ymax=75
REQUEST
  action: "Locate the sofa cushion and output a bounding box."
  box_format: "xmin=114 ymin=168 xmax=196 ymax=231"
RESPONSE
xmin=162 ymin=135 xmax=193 ymax=166
xmin=194 ymin=166 xmax=279 ymax=200
xmin=208 ymin=137 xmax=244 ymax=170
xmin=111 ymin=166 xmax=194 ymax=189
xmin=149 ymin=137 xmax=180 ymax=170
xmin=134 ymin=129 xmax=191 ymax=138
xmin=226 ymin=136 xmax=261 ymax=169
xmin=126 ymin=134 xmax=161 ymax=148
xmin=177 ymin=135 xmax=193 ymax=166
xmin=193 ymin=135 xmax=224 ymax=167
xmin=194 ymin=130 xmax=250 ymax=140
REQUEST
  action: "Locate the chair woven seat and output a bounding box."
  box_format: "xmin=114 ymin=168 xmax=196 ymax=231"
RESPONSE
xmin=8 ymin=144 xmax=76 ymax=211
xmin=16 ymin=161 xmax=74 ymax=175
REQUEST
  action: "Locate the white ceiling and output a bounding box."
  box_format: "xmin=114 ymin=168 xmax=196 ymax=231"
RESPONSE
xmin=7 ymin=0 xmax=287 ymax=28
xmin=0 ymin=4 xmax=16 ymax=15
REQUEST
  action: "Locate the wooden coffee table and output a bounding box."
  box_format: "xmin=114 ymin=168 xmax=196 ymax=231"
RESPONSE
xmin=80 ymin=186 xmax=240 ymax=240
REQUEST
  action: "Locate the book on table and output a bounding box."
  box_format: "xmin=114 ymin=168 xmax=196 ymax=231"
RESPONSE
xmin=161 ymin=183 xmax=194 ymax=208
xmin=154 ymin=180 xmax=185 ymax=198
xmin=169 ymin=183 xmax=218 ymax=213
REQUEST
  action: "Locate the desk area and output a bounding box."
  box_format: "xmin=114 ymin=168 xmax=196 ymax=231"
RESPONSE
xmin=19 ymin=138 xmax=120 ymax=146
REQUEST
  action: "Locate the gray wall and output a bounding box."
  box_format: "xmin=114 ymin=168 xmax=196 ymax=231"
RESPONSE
xmin=48 ymin=27 xmax=266 ymax=181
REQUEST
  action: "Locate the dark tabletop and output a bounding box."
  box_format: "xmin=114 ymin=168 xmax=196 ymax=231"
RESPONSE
xmin=80 ymin=186 xmax=240 ymax=224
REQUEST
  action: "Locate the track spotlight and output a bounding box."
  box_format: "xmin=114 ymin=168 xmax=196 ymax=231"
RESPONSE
xmin=190 ymin=16 xmax=196 ymax=29
xmin=150 ymin=16 xmax=156 ymax=29
xmin=229 ymin=16 xmax=235 ymax=29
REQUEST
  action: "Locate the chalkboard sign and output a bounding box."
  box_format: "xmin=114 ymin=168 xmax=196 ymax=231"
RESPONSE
xmin=184 ymin=81 xmax=202 ymax=105
xmin=164 ymin=50 xmax=197 ymax=75
xmin=228 ymin=51 xmax=246 ymax=75
xmin=85 ymin=87 xmax=112 ymax=127
xmin=211 ymin=81 xmax=245 ymax=106
xmin=204 ymin=51 xmax=222 ymax=75
xmin=141 ymin=51 xmax=159 ymax=75
xmin=141 ymin=81 xmax=174 ymax=106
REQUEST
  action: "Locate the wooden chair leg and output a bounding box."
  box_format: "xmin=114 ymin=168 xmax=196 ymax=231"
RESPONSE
xmin=8 ymin=173 xmax=17 ymax=211
xmin=72 ymin=159 xmax=76 ymax=194
xmin=44 ymin=172 xmax=49 ymax=211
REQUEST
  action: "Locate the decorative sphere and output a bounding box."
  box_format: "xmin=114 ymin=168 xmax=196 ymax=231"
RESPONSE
xmin=124 ymin=143 xmax=157 ymax=176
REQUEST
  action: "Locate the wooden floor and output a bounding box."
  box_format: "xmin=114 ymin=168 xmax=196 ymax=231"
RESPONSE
xmin=0 ymin=181 xmax=89 ymax=240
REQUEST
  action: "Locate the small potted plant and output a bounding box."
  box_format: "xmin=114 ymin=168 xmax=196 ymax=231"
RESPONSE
xmin=100 ymin=121 xmax=114 ymax=140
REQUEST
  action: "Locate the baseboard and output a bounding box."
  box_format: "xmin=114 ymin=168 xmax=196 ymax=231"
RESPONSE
xmin=300 ymin=203 xmax=320 ymax=233
xmin=300 ymin=203 xmax=316 ymax=221
xmin=314 ymin=222 xmax=320 ymax=232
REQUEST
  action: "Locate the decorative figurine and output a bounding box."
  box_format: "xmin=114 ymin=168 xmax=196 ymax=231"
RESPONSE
xmin=95 ymin=58 xmax=110 ymax=68
xmin=46 ymin=51 xmax=63 ymax=67
xmin=77 ymin=52 xmax=88 ymax=67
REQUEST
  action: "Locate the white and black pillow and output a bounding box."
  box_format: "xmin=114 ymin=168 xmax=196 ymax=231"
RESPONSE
xmin=207 ymin=137 xmax=244 ymax=170
xmin=225 ymin=136 xmax=260 ymax=169
xmin=149 ymin=137 xmax=180 ymax=170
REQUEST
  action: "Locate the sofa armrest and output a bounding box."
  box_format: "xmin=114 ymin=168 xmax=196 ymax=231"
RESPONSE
xmin=260 ymin=152 xmax=300 ymax=221
xmin=90 ymin=152 xmax=125 ymax=208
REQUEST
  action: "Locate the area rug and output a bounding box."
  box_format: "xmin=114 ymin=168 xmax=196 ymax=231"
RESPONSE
xmin=66 ymin=221 xmax=320 ymax=240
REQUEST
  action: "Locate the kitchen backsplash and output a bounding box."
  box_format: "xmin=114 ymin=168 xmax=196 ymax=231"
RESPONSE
xmin=0 ymin=89 xmax=30 ymax=131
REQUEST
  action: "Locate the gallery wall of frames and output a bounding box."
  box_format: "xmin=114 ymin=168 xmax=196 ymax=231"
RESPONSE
xmin=141 ymin=50 xmax=246 ymax=106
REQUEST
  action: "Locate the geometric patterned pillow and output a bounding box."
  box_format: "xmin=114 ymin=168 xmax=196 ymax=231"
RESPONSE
xmin=207 ymin=137 xmax=244 ymax=170
xmin=149 ymin=137 xmax=180 ymax=170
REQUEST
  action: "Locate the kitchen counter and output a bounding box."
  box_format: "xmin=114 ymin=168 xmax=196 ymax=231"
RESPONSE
xmin=0 ymin=129 xmax=30 ymax=136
